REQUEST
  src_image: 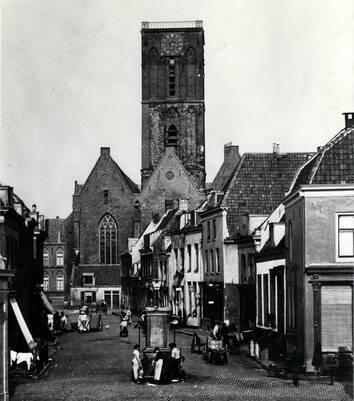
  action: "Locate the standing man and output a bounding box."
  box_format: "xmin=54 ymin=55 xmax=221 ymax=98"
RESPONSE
xmin=131 ymin=344 xmax=142 ymax=383
xmin=169 ymin=342 xmax=181 ymax=382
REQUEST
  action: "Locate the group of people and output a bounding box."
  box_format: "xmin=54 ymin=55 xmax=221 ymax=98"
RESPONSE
xmin=132 ymin=343 xmax=184 ymax=385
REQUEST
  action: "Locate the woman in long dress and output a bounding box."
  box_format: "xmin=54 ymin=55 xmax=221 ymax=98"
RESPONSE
xmin=153 ymin=347 xmax=163 ymax=384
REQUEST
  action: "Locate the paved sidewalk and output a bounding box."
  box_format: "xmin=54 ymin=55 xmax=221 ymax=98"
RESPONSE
xmin=10 ymin=313 xmax=351 ymax=401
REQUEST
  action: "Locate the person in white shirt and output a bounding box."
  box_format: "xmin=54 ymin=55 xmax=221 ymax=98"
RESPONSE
xmin=169 ymin=342 xmax=181 ymax=381
xmin=132 ymin=344 xmax=142 ymax=383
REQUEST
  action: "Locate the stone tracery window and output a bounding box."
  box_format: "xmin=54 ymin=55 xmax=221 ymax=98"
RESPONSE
xmin=99 ymin=214 xmax=118 ymax=264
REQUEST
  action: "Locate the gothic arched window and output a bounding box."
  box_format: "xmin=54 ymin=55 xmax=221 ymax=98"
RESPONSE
xmin=99 ymin=214 xmax=118 ymax=265
xmin=167 ymin=125 xmax=178 ymax=146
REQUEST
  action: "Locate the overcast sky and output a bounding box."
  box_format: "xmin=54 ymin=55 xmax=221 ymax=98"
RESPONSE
xmin=2 ymin=0 xmax=353 ymax=218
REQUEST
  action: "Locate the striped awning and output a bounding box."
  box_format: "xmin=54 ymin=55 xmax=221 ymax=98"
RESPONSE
xmin=9 ymin=297 xmax=37 ymax=351
xmin=40 ymin=291 xmax=55 ymax=314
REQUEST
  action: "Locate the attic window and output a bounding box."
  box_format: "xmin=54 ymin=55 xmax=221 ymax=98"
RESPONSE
xmin=103 ymin=190 xmax=109 ymax=204
xmin=167 ymin=125 xmax=178 ymax=146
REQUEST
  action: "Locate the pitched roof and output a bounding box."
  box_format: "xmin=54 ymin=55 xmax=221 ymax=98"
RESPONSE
xmin=290 ymin=127 xmax=354 ymax=190
xmin=76 ymin=148 xmax=140 ymax=196
xmin=111 ymin=159 xmax=140 ymax=193
xmin=222 ymin=152 xmax=312 ymax=236
xmin=73 ymin=265 xmax=121 ymax=286
xmin=211 ymin=145 xmax=241 ymax=191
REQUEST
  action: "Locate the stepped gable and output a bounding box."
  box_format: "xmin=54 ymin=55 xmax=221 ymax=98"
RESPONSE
xmin=291 ymin=126 xmax=354 ymax=189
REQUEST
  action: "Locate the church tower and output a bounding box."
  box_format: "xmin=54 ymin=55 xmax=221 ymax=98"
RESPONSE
xmin=141 ymin=21 xmax=205 ymax=191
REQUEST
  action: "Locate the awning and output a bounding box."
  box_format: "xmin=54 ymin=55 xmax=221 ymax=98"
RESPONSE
xmin=40 ymin=291 xmax=55 ymax=314
xmin=9 ymin=297 xmax=37 ymax=350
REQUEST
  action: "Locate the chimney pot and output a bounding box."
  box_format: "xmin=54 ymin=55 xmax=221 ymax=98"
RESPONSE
xmin=224 ymin=143 xmax=240 ymax=160
xmin=343 ymin=112 xmax=354 ymax=129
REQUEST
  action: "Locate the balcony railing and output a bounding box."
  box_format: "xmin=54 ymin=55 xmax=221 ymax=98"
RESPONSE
xmin=141 ymin=21 xmax=203 ymax=29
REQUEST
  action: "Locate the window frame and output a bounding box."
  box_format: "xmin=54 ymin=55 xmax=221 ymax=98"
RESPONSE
xmin=43 ymin=275 xmax=49 ymax=292
xmin=336 ymin=213 xmax=354 ymax=262
xmin=56 ymin=248 xmax=64 ymax=267
xmin=43 ymin=248 xmax=49 ymax=267
xmin=83 ymin=273 xmax=95 ymax=286
xmin=56 ymin=274 xmax=64 ymax=291
xmin=194 ymin=243 xmax=199 ymax=272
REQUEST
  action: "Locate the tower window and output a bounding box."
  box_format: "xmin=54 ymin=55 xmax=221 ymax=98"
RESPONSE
xmin=169 ymin=58 xmax=176 ymax=97
xmin=167 ymin=125 xmax=178 ymax=146
xmin=103 ymin=190 xmax=109 ymax=204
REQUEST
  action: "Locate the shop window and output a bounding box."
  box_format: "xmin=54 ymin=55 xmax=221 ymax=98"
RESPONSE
xmin=43 ymin=275 xmax=49 ymax=291
xmin=56 ymin=275 xmax=64 ymax=291
xmin=99 ymin=214 xmax=118 ymax=264
xmin=338 ymin=214 xmax=354 ymax=258
xmin=56 ymin=249 xmax=64 ymax=266
xmin=43 ymin=249 xmax=49 ymax=267
xmin=321 ymin=286 xmax=352 ymax=351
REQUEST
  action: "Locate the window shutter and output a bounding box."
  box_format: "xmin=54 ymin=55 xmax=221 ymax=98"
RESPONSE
xmin=321 ymin=286 xmax=352 ymax=352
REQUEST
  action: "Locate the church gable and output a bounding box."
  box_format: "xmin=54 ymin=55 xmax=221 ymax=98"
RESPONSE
xmin=73 ymin=147 xmax=139 ymax=265
xmin=79 ymin=147 xmax=139 ymax=198
xmin=140 ymin=148 xmax=203 ymax=227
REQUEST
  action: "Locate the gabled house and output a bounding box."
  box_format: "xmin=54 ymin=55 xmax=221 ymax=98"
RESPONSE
xmin=255 ymin=203 xmax=287 ymax=362
xmin=43 ymin=217 xmax=69 ymax=307
xmin=283 ymin=113 xmax=354 ymax=373
xmin=198 ymin=148 xmax=312 ymax=329
xmin=169 ymin=210 xmax=203 ymax=326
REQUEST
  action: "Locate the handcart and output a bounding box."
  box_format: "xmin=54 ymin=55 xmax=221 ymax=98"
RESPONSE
xmin=203 ymin=337 xmax=228 ymax=365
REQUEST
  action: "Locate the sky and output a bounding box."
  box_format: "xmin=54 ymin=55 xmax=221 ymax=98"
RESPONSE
xmin=2 ymin=0 xmax=354 ymax=218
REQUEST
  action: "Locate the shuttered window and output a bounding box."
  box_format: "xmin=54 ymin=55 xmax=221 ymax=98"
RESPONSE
xmin=321 ymin=286 xmax=352 ymax=352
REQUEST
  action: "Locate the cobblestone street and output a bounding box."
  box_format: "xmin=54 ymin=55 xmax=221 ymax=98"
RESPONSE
xmin=10 ymin=313 xmax=351 ymax=401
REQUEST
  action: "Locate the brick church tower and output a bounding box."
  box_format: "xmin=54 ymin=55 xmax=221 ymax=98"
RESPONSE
xmin=140 ymin=21 xmax=206 ymax=191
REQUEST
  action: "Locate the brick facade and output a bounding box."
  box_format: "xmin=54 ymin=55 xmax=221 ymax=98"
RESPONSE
xmin=141 ymin=24 xmax=205 ymax=190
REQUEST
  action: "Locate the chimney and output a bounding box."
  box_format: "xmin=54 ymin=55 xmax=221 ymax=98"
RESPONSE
xmin=100 ymin=147 xmax=110 ymax=158
xmin=343 ymin=112 xmax=354 ymax=129
xmin=224 ymin=142 xmax=239 ymax=160
xmin=273 ymin=143 xmax=280 ymax=154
